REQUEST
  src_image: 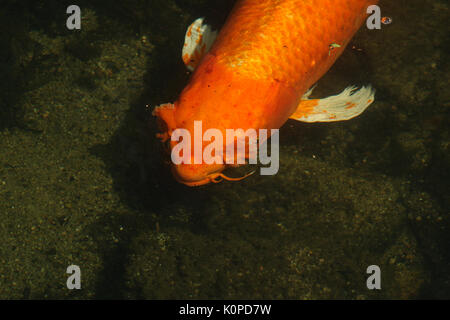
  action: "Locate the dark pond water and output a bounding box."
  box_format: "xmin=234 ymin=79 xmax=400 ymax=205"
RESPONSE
xmin=0 ymin=0 xmax=448 ymax=299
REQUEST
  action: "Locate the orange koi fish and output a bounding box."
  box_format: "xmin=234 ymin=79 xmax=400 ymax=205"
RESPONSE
xmin=154 ymin=0 xmax=377 ymax=186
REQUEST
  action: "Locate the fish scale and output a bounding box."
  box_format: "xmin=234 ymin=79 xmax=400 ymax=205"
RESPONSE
xmin=212 ymin=0 xmax=374 ymax=90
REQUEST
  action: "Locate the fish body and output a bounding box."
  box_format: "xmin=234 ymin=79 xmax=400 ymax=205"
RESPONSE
xmin=155 ymin=0 xmax=377 ymax=186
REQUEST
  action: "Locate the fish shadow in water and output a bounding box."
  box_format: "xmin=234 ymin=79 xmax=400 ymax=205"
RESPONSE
xmin=87 ymin=0 xmax=236 ymax=298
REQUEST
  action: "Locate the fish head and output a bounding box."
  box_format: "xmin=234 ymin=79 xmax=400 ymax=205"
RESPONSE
xmin=153 ymin=102 xmax=228 ymax=186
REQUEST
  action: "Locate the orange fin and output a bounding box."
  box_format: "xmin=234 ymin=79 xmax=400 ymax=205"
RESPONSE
xmin=290 ymin=85 xmax=375 ymax=122
xmin=182 ymin=18 xmax=217 ymax=71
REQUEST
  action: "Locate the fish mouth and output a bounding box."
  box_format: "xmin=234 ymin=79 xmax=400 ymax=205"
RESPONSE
xmin=171 ymin=165 xmax=255 ymax=187
xmin=174 ymin=174 xmax=219 ymax=187
xmin=170 ymin=165 xmax=225 ymax=186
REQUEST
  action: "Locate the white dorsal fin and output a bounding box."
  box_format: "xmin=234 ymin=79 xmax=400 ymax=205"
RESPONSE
xmin=182 ymin=18 xmax=218 ymax=71
xmin=290 ymin=85 xmax=375 ymax=122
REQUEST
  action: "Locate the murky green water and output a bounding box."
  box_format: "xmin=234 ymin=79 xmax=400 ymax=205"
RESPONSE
xmin=0 ymin=0 xmax=448 ymax=299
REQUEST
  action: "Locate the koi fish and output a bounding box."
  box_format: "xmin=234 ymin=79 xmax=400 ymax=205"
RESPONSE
xmin=154 ymin=0 xmax=377 ymax=186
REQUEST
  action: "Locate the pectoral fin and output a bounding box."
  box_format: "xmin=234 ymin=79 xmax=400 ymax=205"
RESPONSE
xmin=289 ymin=85 xmax=375 ymax=122
xmin=153 ymin=103 xmax=176 ymax=142
xmin=182 ymin=18 xmax=217 ymax=71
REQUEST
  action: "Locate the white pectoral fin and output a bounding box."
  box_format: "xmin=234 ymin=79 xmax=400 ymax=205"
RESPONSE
xmin=289 ymin=85 xmax=375 ymax=122
xmin=182 ymin=18 xmax=218 ymax=71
